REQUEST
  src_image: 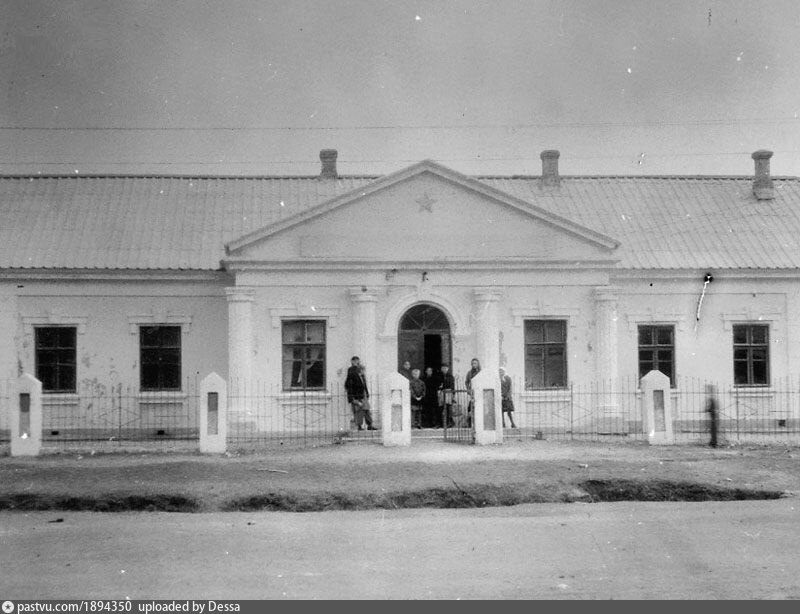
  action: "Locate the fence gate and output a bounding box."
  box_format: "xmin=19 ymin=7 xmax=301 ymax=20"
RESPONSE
xmin=443 ymin=387 xmax=475 ymax=443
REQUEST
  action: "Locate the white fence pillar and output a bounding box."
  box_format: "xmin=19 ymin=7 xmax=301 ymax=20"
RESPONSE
xmin=641 ymin=370 xmax=674 ymax=445
xmin=471 ymin=370 xmax=503 ymax=445
xmin=11 ymin=373 xmax=42 ymax=456
xmin=382 ymin=372 xmax=410 ymax=446
xmin=199 ymin=372 xmax=227 ymax=454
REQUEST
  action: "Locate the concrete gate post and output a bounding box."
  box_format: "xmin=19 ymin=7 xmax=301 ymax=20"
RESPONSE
xmin=471 ymin=369 xmax=503 ymax=445
xmin=11 ymin=373 xmax=42 ymax=456
xmin=641 ymin=369 xmax=674 ymax=445
xmin=199 ymin=372 xmax=227 ymax=454
xmin=382 ymin=372 xmax=410 ymax=446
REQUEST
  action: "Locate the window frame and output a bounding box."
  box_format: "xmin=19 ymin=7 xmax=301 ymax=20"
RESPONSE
xmin=139 ymin=325 xmax=183 ymax=392
xmin=637 ymin=324 xmax=676 ymax=387
xmin=34 ymin=326 xmax=78 ymax=393
xmin=281 ymin=319 xmax=327 ymax=391
xmin=732 ymin=323 xmax=770 ymax=387
xmin=524 ymin=319 xmax=568 ymax=390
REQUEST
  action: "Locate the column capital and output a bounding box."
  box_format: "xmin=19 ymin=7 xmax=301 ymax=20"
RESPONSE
xmin=349 ymin=287 xmax=379 ymax=303
xmin=225 ymin=287 xmax=255 ymax=303
xmin=593 ymin=286 xmax=619 ymax=304
xmin=472 ymin=287 xmax=503 ymax=303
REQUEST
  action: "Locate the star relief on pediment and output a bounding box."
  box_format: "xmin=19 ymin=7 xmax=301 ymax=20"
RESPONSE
xmin=415 ymin=191 xmax=436 ymax=213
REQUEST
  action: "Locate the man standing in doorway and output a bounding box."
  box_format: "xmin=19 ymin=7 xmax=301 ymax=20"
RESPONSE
xmin=345 ymin=356 xmax=375 ymax=430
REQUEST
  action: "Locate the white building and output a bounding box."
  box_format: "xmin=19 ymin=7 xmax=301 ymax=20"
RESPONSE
xmin=1 ymin=148 xmax=798 ymax=439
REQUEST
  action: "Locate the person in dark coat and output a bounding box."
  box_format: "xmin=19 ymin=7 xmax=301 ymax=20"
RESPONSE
xmin=344 ymin=356 xmax=375 ymax=430
xmin=499 ymin=367 xmax=517 ymax=428
xmin=422 ymin=366 xmax=440 ymax=427
xmin=409 ymin=368 xmax=426 ymax=429
xmin=399 ymin=360 xmax=412 ymax=381
xmin=464 ymin=358 xmax=481 ymax=428
xmin=705 ymin=384 xmax=719 ymax=448
xmin=438 ymin=363 xmax=456 ymax=428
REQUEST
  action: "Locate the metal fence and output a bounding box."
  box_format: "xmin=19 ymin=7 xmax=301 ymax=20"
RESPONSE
xmin=2 ymin=373 xmax=800 ymax=453
xmin=503 ymin=375 xmax=800 ymax=445
xmin=225 ymin=378 xmax=382 ymax=450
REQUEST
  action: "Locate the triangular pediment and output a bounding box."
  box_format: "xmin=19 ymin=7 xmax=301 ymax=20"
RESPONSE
xmin=223 ymin=160 xmax=619 ymax=268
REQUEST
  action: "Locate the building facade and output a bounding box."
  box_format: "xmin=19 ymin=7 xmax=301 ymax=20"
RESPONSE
xmin=1 ymin=148 xmax=799 ymax=438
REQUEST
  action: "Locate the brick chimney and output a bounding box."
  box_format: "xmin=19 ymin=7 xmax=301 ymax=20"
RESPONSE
xmin=540 ymin=150 xmax=560 ymax=187
xmin=751 ymin=149 xmax=774 ymax=200
xmin=319 ymin=149 xmax=338 ymax=179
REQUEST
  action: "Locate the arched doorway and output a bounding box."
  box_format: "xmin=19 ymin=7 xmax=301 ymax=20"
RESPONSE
xmin=397 ymin=304 xmax=452 ymax=372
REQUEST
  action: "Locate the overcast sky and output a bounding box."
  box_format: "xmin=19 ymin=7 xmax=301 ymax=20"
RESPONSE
xmin=1 ymin=0 xmax=799 ymax=177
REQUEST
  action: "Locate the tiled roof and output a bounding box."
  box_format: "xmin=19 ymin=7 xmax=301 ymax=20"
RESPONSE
xmin=1 ymin=171 xmax=799 ymax=271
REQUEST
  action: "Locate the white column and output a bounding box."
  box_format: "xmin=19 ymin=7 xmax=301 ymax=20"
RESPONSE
xmin=594 ymin=286 xmax=619 ymax=384
xmin=349 ymin=288 xmax=378 ymax=378
xmin=594 ymin=286 xmax=623 ymax=430
xmin=226 ymin=286 xmax=255 ymax=386
xmin=472 ymin=288 xmax=503 ymax=376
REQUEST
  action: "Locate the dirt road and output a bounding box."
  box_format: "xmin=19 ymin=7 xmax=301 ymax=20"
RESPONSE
xmin=3 ymin=500 xmax=799 ymax=599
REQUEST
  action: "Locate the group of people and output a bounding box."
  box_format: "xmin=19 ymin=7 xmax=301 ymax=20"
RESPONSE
xmin=400 ymin=360 xmax=458 ymax=429
xmin=344 ymin=355 xmax=518 ymax=432
xmin=401 ymin=358 xmax=517 ymax=429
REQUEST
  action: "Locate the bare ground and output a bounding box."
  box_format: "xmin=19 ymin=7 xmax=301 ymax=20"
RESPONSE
xmin=1 ymin=439 xmax=797 ymax=511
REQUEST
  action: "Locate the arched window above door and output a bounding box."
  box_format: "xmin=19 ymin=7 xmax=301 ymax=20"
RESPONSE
xmin=399 ymin=304 xmax=450 ymax=331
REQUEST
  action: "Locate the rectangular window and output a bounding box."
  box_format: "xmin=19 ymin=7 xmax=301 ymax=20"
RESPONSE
xmin=282 ymin=320 xmax=326 ymax=390
xmin=638 ymin=325 xmax=675 ymax=386
xmin=35 ymin=327 xmax=77 ymax=393
xmin=733 ymin=324 xmax=769 ymax=386
xmin=524 ymin=320 xmax=567 ymax=389
xmin=140 ymin=326 xmax=182 ymax=391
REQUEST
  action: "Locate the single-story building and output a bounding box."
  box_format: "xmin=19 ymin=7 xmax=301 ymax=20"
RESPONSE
xmin=1 ymin=148 xmax=799 ymax=441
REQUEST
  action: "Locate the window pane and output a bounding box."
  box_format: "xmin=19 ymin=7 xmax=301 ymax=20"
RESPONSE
xmin=656 ymin=327 xmax=673 ymax=345
xmin=282 ymin=321 xmax=326 ymax=389
xmin=751 ymin=360 xmax=768 ymax=385
xmin=638 ymin=326 xmax=653 ymax=346
xmin=751 ymin=325 xmax=768 ymax=345
xmin=282 ymin=321 xmax=304 ymax=343
xmin=657 ymin=349 xmax=673 ymax=368
xmin=161 ymin=364 xmax=182 ymax=389
xmin=733 ymin=360 xmax=749 ymax=385
xmin=524 ymin=320 xmax=543 ymax=344
xmin=544 ymin=347 xmax=566 ymax=387
xmin=160 ymin=326 xmax=181 ymax=347
xmin=35 ymin=327 xmax=77 ymax=392
xmin=283 ymin=347 xmax=304 ymax=389
xmin=305 ymin=347 xmax=325 ymax=388
xmin=141 ymin=364 xmax=160 ymax=389
xmin=732 ymin=325 xmax=747 ymax=345
xmin=751 ymin=348 xmax=767 ymax=362
xmin=140 ymin=326 xmax=160 ymax=347
xmin=525 ymin=347 xmax=544 ymax=388
xmin=140 ymin=326 xmax=182 ymax=390
xmin=544 ymin=321 xmax=565 ymax=342
xmin=305 ymin=322 xmax=325 ymax=344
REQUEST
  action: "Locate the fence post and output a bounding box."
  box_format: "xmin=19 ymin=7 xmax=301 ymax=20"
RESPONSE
xmin=11 ymin=373 xmax=42 ymax=456
xmin=472 ymin=370 xmax=503 ymax=445
xmin=382 ymin=372 xmax=410 ymax=446
xmin=199 ymin=372 xmax=227 ymax=454
xmin=641 ymin=370 xmax=674 ymax=445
